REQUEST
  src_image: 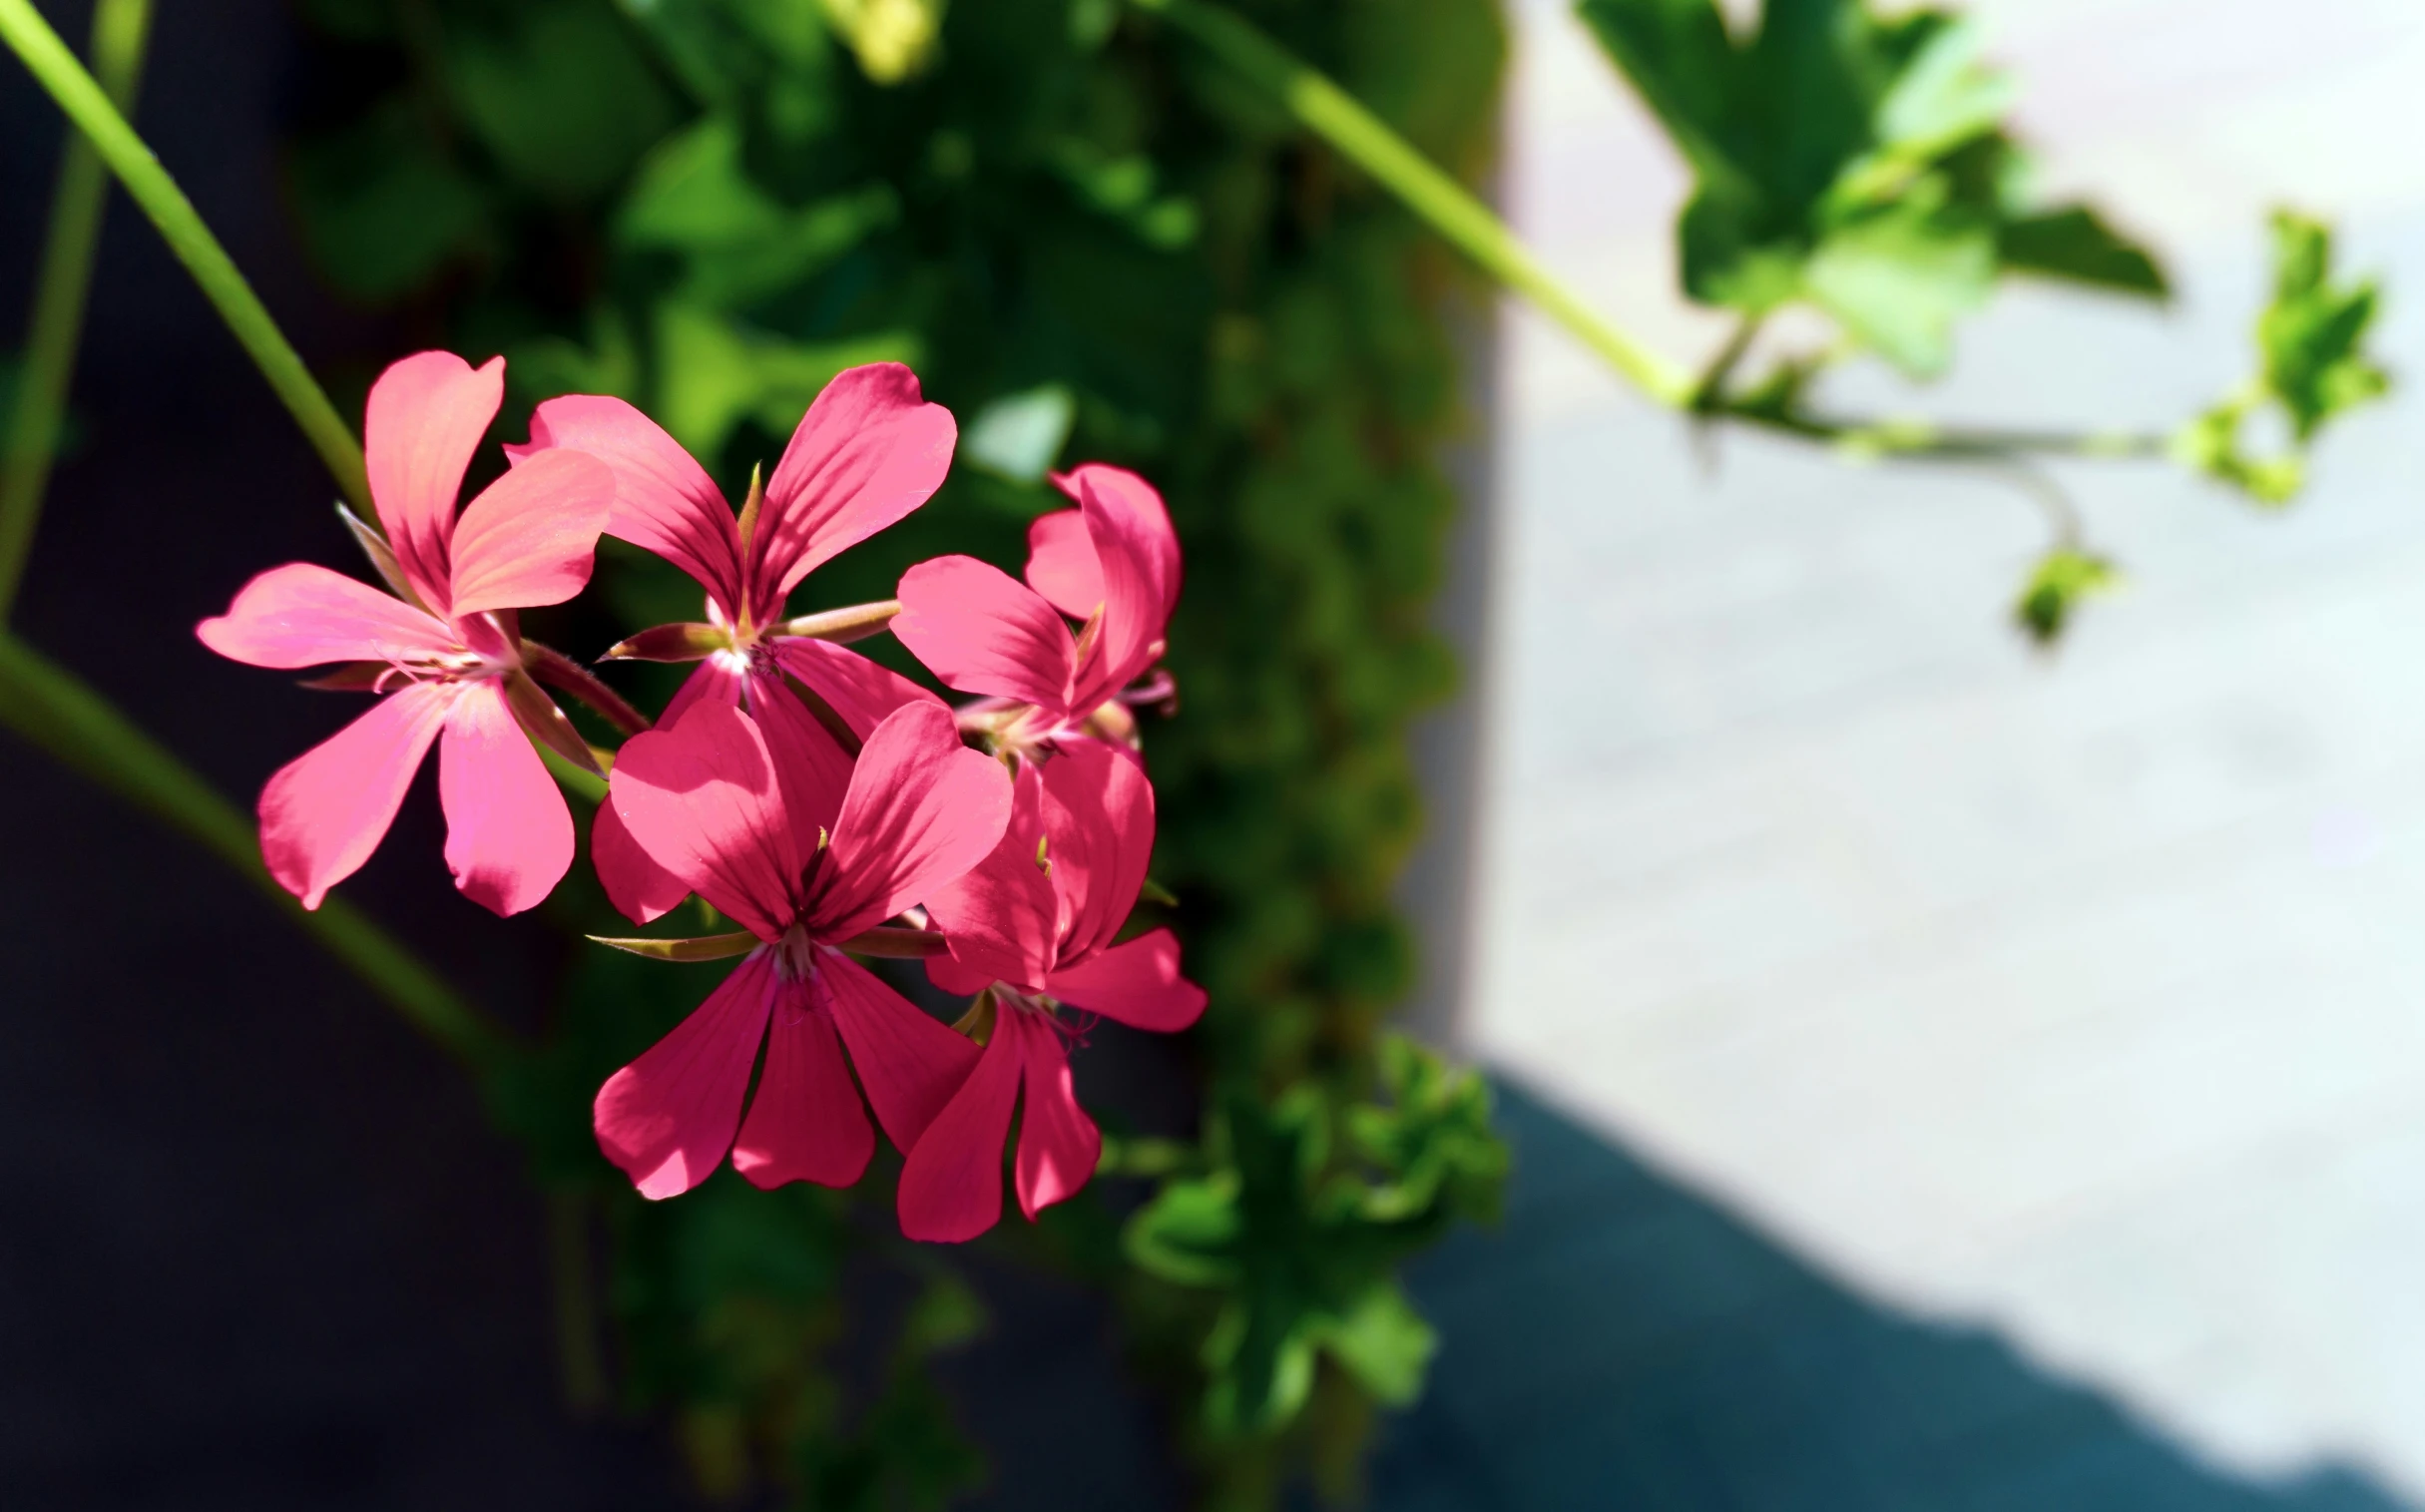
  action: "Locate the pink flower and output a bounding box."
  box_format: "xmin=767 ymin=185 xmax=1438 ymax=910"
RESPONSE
xmin=898 ymin=741 xmax=1206 ymax=1242
xmin=196 ymin=351 xmax=614 ymax=915
xmin=892 ymin=464 xmax=1181 ymax=759
xmin=508 ymin=363 xmax=955 ymax=924
xmin=593 ymin=698 xmax=1011 ymax=1201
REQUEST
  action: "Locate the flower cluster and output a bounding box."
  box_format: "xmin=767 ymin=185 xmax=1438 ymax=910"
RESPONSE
xmin=200 ymin=351 xmax=1205 ymax=1241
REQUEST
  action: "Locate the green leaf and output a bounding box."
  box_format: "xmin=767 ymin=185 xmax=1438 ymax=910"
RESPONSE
xmin=1998 ymin=206 xmax=2167 ymax=298
xmin=1803 ymin=197 xmax=1995 ymax=376
xmin=1311 ymin=1282 xmax=1437 ymax=1406
xmin=1573 ymin=0 xmax=1740 ymax=181
xmin=2259 ymin=210 xmax=2389 ymax=442
xmin=443 ymin=1 xmax=682 ymax=201
xmin=1578 ymin=0 xmax=2163 ymax=374
xmin=2013 ymin=546 xmax=2118 ymax=645
xmin=651 ymin=302 xmax=919 ymax=458
xmin=1124 ymin=1171 xmax=1244 ymax=1285
xmin=620 ymin=117 xmax=899 ymax=307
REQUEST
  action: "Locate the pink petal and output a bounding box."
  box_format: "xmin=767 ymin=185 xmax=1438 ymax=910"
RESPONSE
xmin=1044 ymin=929 xmax=1206 ymax=1032
xmin=257 ymin=680 xmax=454 ymax=909
xmin=892 ymin=555 xmax=1076 ymax=712
xmin=592 ymin=798 xmax=692 ymax=925
xmin=750 ymin=362 xmax=955 ymax=608
xmin=925 ymin=759 xmax=1057 ymax=991
xmin=511 ymin=393 xmax=744 ymax=617
xmin=924 ymin=954 xmax=994 ymax=996
xmin=741 ymin=673 xmax=854 ymax=840
xmin=1013 ymin=1011 xmax=1099 ymax=1221
xmin=1038 ymin=741 xmax=1155 ymax=963
xmin=816 ymin=945 xmax=980 ymax=1152
xmin=1023 ymin=508 xmax=1102 ymax=620
xmin=769 ymin=635 xmax=945 ymax=741
xmin=196 ymin=562 xmax=455 ymax=670
xmin=437 ymin=680 xmax=575 ymax=916
xmin=444 ymin=448 xmax=614 ymax=619
xmin=364 ymin=351 xmax=502 ymax=613
xmin=1064 ymin=464 xmax=1181 ymax=709
xmin=593 ymin=947 xmax=777 ymax=1200
xmin=608 ymin=702 xmax=806 ymax=940
xmin=730 ymin=972 xmax=875 ymax=1190
xmin=659 ymin=653 xmax=745 ymax=729
xmin=895 ymin=1012 xmax=1020 ymax=1244
xmin=806 ymin=701 xmax=1012 ymax=941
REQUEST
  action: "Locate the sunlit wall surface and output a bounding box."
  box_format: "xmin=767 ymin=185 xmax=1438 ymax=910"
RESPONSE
xmin=1476 ymin=0 xmax=2425 ymax=1493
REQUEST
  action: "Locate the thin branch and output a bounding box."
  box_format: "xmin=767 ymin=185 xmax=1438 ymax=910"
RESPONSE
xmin=0 ymin=0 xmax=370 ymax=511
xmin=0 ymin=0 xmax=152 ymax=619
xmin=1690 ymin=314 xmax=1763 ymax=413
xmin=0 ymin=629 xmax=514 ymax=1072
xmin=1130 ymin=0 xmax=1696 ymax=407
xmin=1721 ymin=401 xmax=2174 ymax=464
xmin=522 ymin=640 xmax=651 ymax=738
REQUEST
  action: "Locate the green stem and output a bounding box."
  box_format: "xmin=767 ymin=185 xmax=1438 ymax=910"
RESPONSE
xmin=0 ymin=0 xmax=151 ymax=621
xmin=1133 ymin=0 xmax=1695 ymax=408
xmin=0 ymin=629 xmax=513 ymax=1073
xmin=1721 ymin=401 xmax=2173 ymax=462
xmin=0 ymin=0 xmax=370 ymax=513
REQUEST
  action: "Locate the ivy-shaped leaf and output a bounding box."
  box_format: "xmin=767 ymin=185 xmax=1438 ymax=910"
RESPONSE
xmin=2181 ymin=210 xmax=2388 ymax=507
xmin=1577 ymin=0 xmax=2167 ymax=376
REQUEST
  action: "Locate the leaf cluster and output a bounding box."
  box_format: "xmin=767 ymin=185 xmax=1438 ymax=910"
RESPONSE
xmin=1124 ymin=1037 xmax=1504 ymax=1439
xmin=2180 ymin=210 xmax=2390 ymax=506
xmin=1578 ymin=0 xmax=2165 ymax=376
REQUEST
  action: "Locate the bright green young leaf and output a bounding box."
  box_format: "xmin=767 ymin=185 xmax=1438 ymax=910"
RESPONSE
xmin=2180 ymin=210 xmax=2387 ymax=506
xmin=2260 ymin=210 xmax=2389 ymax=442
xmin=1803 ymin=196 xmax=1996 ymax=376
xmin=2013 ymin=546 xmax=2118 ymax=645
xmin=1311 ymin=1282 xmax=1437 ymax=1406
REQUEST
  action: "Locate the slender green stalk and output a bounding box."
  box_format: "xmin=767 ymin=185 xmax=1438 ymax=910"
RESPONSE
xmin=1132 ymin=0 xmax=1695 ymax=407
xmin=0 ymin=629 xmax=514 ymax=1072
xmin=0 ymin=0 xmax=370 ymax=512
xmin=0 ymin=0 xmax=152 ymax=620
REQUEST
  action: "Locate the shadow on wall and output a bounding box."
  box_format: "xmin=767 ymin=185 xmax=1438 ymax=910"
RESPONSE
xmin=1370 ymin=1085 xmax=2408 ymax=1512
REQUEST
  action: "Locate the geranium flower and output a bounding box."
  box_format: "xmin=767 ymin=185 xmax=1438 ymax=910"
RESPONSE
xmin=891 ymin=463 xmax=1181 ymax=759
xmin=898 ymin=740 xmax=1206 ymax=1242
xmin=196 ymin=351 xmax=614 ymax=915
xmin=593 ymin=699 xmax=1010 ymax=1201
xmin=508 ymin=362 xmax=954 ymax=924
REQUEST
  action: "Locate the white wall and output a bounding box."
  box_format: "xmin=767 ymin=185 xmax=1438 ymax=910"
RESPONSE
xmin=1478 ymin=0 xmax=2425 ymax=1492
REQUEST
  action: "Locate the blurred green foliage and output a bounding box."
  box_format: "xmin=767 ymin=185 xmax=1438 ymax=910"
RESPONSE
xmin=2182 ymin=210 xmax=2390 ymax=506
xmin=286 ymin=0 xmax=1506 ymax=1502
xmin=2012 ymin=545 xmax=2116 ymax=647
xmin=1577 ymin=0 xmax=2166 ymax=376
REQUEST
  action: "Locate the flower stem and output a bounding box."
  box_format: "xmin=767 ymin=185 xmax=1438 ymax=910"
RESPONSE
xmin=523 ymin=640 xmax=652 ymax=738
xmin=1129 ymin=0 xmax=1695 ymax=408
xmin=0 ymin=0 xmax=151 ymax=622
xmin=0 ymin=0 xmax=370 ymax=514
xmin=0 ymin=628 xmax=513 ymax=1073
